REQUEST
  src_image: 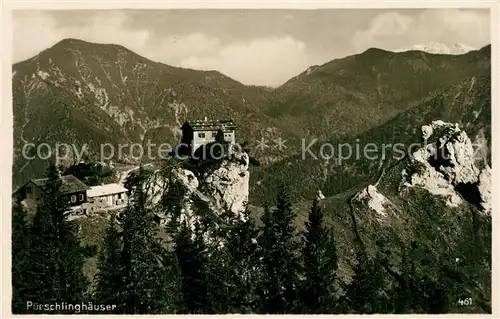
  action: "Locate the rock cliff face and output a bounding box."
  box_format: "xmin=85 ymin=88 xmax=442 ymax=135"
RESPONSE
xmin=341 ymin=120 xmax=491 ymax=303
xmin=143 ymin=145 xmax=250 ymax=227
xmin=477 ymin=166 xmax=491 ymax=213
xmin=405 ymin=121 xmax=490 ymax=213
xmin=351 ymin=120 xmax=491 ymax=218
xmin=355 ymin=184 xmax=390 ymax=217
xmin=198 ymin=150 xmax=250 ymax=215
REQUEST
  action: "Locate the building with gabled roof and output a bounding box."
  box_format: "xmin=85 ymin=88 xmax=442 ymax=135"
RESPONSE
xmin=31 ymin=174 xmax=89 ymax=194
xmin=13 ymin=170 xmax=134 ymax=218
xmin=181 ymin=117 xmax=237 ymax=153
xmin=86 ymin=183 xmax=128 ymax=212
xmin=14 ymin=174 xmax=89 ymax=211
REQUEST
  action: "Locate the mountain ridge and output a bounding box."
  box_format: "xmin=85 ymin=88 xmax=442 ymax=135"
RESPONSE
xmin=250 ymin=74 xmax=491 ymax=205
xmin=12 ymin=38 xmax=491 ymax=189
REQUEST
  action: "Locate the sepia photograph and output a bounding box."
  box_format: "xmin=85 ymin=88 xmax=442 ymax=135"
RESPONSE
xmin=6 ymin=3 xmax=495 ymax=315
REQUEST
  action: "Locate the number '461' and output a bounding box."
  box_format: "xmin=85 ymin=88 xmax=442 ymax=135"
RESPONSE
xmin=458 ymin=298 xmax=472 ymax=306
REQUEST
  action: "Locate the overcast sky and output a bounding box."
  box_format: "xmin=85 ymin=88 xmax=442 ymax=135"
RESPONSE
xmin=13 ymin=9 xmax=490 ymax=86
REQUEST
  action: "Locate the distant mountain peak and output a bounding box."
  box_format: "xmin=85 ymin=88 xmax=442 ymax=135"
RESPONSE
xmin=363 ymin=47 xmax=393 ymax=54
xmin=53 ymin=37 xmax=122 ymax=47
xmin=393 ymin=41 xmax=477 ymax=55
xmin=50 ymin=38 xmax=100 ymax=50
xmin=56 ymin=37 xmax=88 ymax=45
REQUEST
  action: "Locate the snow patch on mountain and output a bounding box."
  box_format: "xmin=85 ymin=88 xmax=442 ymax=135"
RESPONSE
xmin=393 ymin=42 xmax=476 ymax=55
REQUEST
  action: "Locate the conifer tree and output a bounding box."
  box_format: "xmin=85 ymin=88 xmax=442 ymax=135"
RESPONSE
xmin=25 ymin=164 xmax=88 ymax=311
xmin=392 ymin=245 xmax=419 ymax=313
xmin=11 ymin=198 xmax=30 ymax=313
xmin=117 ymin=167 xmax=184 ymax=313
xmin=343 ymin=251 xmax=389 ymax=314
xmin=301 ymin=199 xmax=338 ymax=313
xmin=196 ymin=210 xmax=254 ymax=314
xmin=174 ymin=220 xmax=209 ymax=314
xmin=201 ymin=230 xmax=233 ymax=314
xmin=259 ymin=187 xmax=300 ymax=314
xmin=94 ymin=215 xmax=123 ymax=311
xmin=225 ymin=209 xmax=262 ymax=313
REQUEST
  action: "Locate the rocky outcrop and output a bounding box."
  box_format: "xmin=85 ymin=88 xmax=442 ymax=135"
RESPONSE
xmin=317 ymin=190 xmax=326 ymax=201
xmin=144 ymin=145 xmax=250 ymax=226
xmin=199 ymin=149 xmax=250 ymax=216
xmin=478 ymin=166 xmax=491 ymax=213
xmin=406 ymin=121 xmax=490 ymax=213
xmin=355 ymin=184 xmax=389 ymax=216
xmin=142 ymin=169 xmax=169 ymax=207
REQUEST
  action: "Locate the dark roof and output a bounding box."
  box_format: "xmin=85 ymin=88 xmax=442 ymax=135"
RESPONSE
xmin=183 ymin=119 xmax=236 ymax=132
xmin=31 ymin=174 xmax=89 ymax=194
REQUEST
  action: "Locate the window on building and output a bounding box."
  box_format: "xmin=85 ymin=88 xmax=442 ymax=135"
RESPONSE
xmin=71 ymin=195 xmax=77 ymax=203
xmin=79 ymin=194 xmax=84 ymax=201
xmin=198 ymin=132 xmax=205 ymax=138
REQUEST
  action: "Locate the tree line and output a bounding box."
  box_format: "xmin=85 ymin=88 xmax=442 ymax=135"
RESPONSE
xmin=12 ymin=164 xmax=490 ymax=314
